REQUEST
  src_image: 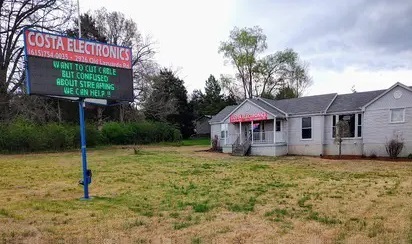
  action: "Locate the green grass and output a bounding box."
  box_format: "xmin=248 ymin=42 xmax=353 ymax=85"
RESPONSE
xmin=182 ymin=138 xmax=210 ymax=146
xmin=0 ymin=145 xmax=411 ymax=243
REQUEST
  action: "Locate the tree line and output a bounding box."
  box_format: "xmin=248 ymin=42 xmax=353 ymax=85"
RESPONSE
xmin=0 ymin=1 xmax=312 ymax=140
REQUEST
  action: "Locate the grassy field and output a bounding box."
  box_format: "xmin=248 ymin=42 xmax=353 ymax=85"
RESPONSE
xmin=182 ymin=138 xmax=210 ymax=146
xmin=1 ymin=146 xmax=412 ymax=243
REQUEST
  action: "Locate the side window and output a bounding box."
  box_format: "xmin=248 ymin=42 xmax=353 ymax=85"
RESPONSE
xmin=302 ymin=117 xmax=312 ymax=139
xmin=332 ymin=114 xmax=361 ymax=138
xmin=390 ymin=108 xmax=405 ymax=123
xmin=220 ymin=124 xmax=228 ymax=139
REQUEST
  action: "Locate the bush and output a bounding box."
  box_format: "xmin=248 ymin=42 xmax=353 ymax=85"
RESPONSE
xmin=0 ymin=120 xmax=182 ymax=153
xmin=101 ymin=121 xmax=181 ymax=145
xmin=43 ymin=123 xmax=71 ymax=150
xmin=385 ymin=136 xmax=404 ymax=159
xmin=211 ymin=135 xmax=220 ymax=151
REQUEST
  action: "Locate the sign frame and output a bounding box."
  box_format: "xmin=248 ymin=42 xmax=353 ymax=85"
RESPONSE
xmin=23 ymin=28 xmax=134 ymax=102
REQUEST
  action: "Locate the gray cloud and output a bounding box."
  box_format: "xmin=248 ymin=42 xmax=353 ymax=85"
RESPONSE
xmin=242 ymin=0 xmax=412 ymax=71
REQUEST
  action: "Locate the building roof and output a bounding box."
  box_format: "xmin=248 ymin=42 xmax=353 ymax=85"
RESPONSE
xmin=209 ymin=105 xmax=238 ymax=123
xmin=249 ymin=98 xmax=285 ymax=117
xmin=209 ymin=83 xmax=409 ymax=123
xmin=327 ymin=89 xmax=385 ymax=113
xmin=260 ymin=93 xmax=337 ymax=115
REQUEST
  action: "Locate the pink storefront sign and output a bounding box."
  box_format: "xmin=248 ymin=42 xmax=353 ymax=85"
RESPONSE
xmin=230 ymin=112 xmax=268 ymax=123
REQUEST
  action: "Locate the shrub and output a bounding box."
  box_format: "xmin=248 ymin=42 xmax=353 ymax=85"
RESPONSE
xmin=211 ymin=135 xmax=220 ymax=151
xmin=385 ymin=135 xmax=404 ymax=159
xmin=408 ymin=154 xmax=412 ymax=159
xmin=369 ymin=151 xmax=377 ymax=159
xmin=43 ymin=123 xmax=71 ymax=150
xmin=0 ymin=120 xmax=182 ymax=153
xmin=101 ymin=121 xmax=182 ymax=145
xmin=101 ymin=122 xmax=133 ymax=145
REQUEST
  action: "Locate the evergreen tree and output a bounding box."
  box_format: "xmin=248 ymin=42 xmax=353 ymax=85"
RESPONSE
xmin=190 ymin=75 xmax=238 ymax=118
xmin=275 ymin=86 xmax=299 ymax=100
xmin=202 ymin=75 xmax=225 ymax=115
xmin=144 ymin=69 xmax=194 ymax=138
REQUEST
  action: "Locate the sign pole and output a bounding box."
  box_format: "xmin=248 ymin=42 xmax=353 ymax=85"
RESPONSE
xmin=77 ymin=0 xmax=89 ymax=200
xmin=23 ymin=1 xmax=133 ymax=201
xmin=79 ymin=99 xmax=89 ymax=199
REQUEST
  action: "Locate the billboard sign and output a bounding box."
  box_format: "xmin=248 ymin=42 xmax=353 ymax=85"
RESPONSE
xmin=23 ymin=29 xmax=134 ymax=101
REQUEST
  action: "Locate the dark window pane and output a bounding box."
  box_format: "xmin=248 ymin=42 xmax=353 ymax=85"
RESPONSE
xmin=358 ymin=114 xmax=362 ymax=125
xmin=332 ymin=127 xmax=336 ymax=138
xmin=339 ymin=114 xmax=355 ymax=137
xmin=302 ymin=129 xmax=311 ymax=139
xmin=276 ymin=121 xmax=281 ymax=131
xmin=349 ymin=115 xmax=355 ymax=137
xmin=332 ymin=115 xmax=336 ymax=126
xmin=302 ymin=117 xmax=311 ymax=128
xmin=357 ymin=126 xmax=362 ymax=137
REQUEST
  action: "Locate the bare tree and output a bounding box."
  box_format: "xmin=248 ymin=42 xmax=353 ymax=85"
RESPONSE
xmin=94 ymin=8 xmax=157 ymax=104
xmin=334 ymin=120 xmax=350 ymax=158
xmin=10 ymin=95 xmax=59 ymax=123
xmin=0 ymin=0 xmax=75 ymax=121
xmin=93 ymin=8 xmax=157 ymax=122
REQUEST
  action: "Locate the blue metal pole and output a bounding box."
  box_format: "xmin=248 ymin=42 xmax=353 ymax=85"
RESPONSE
xmin=79 ymin=99 xmax=89 ymax=199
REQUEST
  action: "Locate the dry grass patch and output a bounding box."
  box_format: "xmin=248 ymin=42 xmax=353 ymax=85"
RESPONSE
xmin=1 ymin=146 xmax=412 ymax=243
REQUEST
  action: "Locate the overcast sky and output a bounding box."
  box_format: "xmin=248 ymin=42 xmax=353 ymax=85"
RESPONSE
xmin=80 ymin=0 xmax=412 ymax=96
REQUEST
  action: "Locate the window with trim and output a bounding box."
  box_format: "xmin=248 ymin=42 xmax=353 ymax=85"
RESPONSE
xmin=390 ymin=108 xmax=405 ymax=123
xmin=276 ymin=120 xmax=281 ymax=132
xmin=220 ymin=124 xmax=228 ymax=139
xmin=332 ymin=114 xmax=362 ymax=138
xmin=302 ymin=117 xmax=312 ymax=139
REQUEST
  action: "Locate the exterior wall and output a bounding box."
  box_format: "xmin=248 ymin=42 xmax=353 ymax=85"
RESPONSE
xmin=210 ymin=124 xmax=220 ymax=141
xmin=251 ymin=144 xmax=275 ymax=156
xmin=222 ymin=146 xmax=232 ymax=154
xmin=323 ymin=115 xmax=363 ymax=155
xmin=363 ymin=86 xmax=412 ymax=157
xmin=287 ymin=115 xmax=323 ymax=156
xmin=275 ymin=144 xmax=288 ymax=156
xmin=249 ymin=144 xmax=288 ymax=156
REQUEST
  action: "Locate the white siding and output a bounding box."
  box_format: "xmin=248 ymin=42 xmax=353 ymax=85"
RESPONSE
xmin=287 ymin=115 xmax=323 ymax=156
xmin=210 ymin=124 xmax=220 ymax=141
xmin=364 ymin=86 xmax=412 ymax=157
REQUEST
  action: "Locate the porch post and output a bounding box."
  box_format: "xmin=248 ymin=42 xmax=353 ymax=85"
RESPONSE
xmin=273 ymin=117 xmax=276 ymax=144
xmin=251 ymin=121 xmax=253 ymax=144
xmin=239 ymin=121 xmax=242 ymax=143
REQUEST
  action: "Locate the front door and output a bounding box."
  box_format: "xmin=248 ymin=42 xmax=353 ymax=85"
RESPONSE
xmin=243 ymin=123 xmax=251 ymax=141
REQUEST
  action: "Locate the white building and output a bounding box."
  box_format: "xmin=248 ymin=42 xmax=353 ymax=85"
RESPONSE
xmin=209 ymin=82 xmax=412 ymax=157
